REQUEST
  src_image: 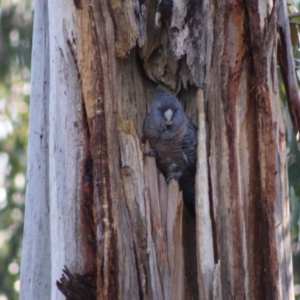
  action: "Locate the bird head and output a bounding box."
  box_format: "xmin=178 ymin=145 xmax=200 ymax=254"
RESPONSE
xmin=148 ymin=90 xmax=186 ymax=134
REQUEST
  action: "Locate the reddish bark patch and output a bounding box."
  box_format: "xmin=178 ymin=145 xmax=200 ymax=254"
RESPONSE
xmin=245 ymin=3 xmax=279 ymax=298
xmin=88 ymin=3 xmax=120 ymax=298
xmin=219 ymin=3 xmax=247 ymax=299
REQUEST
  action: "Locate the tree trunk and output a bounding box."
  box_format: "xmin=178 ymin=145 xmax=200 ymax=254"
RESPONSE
xmin=20 ymin=0 xmax=295 ymax=299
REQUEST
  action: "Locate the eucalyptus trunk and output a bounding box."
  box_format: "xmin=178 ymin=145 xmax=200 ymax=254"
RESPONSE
xmin=20 ymin=0 xmax=296 ymax=299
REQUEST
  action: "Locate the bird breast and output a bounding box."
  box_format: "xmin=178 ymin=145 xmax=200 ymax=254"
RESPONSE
xmin=146 ymin=121 xmax=188 ymax=173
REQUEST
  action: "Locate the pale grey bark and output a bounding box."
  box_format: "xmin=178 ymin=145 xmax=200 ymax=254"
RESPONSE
xmin=21 ymin=0 xmax=86 ymax=299
xmin=20 ymin=0 xmax=51 ymax=298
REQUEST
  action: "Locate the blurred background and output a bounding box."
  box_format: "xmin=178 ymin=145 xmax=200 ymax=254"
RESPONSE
xmin=0 ymin=0 xmax=32 ymax=299
xmin=1 ymin=0 xmax=300 ymax=299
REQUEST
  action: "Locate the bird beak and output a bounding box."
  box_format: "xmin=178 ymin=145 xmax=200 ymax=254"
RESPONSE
xmin=164 ymin=109 xmax=173 ymax=126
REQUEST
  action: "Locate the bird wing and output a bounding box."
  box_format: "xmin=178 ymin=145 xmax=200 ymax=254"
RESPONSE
xmin=181 ymin=118 xmax=197 ymax=176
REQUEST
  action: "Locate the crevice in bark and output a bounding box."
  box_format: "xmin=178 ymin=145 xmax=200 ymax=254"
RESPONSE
xmin=133 ymin=242 xmax=144 ymax=300
xmin=182 ymin=212 xmax=199 ymax=299
xmin=80 ymin=93 xmax=95 ymax=263
xmin=81 ymin=155 xmax=96 ymax=249
xmin=73 ymin=0 xmax=83 ymax=10
xmin=79 ymin=104 xmax=97 ymax=276
xmin=208 ymin=167 xmax=218 ymax=264
xmin=204 ymin=88 xmax=219 ymax=265
xmin=245 ymin=59 xmax=266 ymax=300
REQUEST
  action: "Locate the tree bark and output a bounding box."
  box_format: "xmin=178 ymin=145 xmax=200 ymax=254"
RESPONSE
xmin=206 ymin=2 xmax=294 ymax=298
xmin=21 ymin=0 xmax=295 ymax=299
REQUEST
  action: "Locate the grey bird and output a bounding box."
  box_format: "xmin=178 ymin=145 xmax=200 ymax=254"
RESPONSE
xmin=142 ymin=89 xmax=197 ymax=216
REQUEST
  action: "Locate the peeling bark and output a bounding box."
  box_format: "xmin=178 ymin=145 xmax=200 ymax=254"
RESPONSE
xmin=21 ymin=0 xmax=296 ymax=299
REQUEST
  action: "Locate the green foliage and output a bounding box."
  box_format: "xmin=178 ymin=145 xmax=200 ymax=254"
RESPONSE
xmin=0 ymin=0 xmax=32 ymax=299
xmin=286 ymin=1 xmax=300 ymax=298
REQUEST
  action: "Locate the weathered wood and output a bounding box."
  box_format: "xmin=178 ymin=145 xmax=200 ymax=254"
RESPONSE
xmin=118 ymin=116 xmax=151 ymax=298
xmin=144 ymin=142 xmax=185 ymax=300
xmin=206 ymin=0 xmax=294 ymax=299
xmin=21 ymin=0 xmax=92 ymax=299
xmin=20 ymin=0 xmax=51 ymax=299
xmin=196 ymin=89 xmax=214 ymax=300
xmin=21 ymin=0 xmax=296 ymax=299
